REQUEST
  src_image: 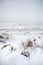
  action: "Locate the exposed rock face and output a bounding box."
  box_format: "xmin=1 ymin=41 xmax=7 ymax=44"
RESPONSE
xmin=0 ymin=33 xmax=9 ymax=43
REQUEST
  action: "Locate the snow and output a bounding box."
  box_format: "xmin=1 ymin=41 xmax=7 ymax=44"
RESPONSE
xmin=0 ymin=23 xmax=43 ymax=65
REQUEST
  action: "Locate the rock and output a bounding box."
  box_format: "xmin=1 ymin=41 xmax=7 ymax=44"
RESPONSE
xmin=21 ymin=51 xmax=30 ymax=57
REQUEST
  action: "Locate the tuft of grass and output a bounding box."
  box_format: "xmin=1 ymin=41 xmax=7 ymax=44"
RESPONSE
xmin=27 ymin=40 xmax=33 ymax=47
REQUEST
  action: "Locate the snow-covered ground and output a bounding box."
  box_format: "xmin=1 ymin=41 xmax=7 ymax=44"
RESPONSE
xmin=0 ymin=22 xmax=43 ymax=65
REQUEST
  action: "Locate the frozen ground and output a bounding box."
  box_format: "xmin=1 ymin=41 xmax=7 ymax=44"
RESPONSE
xmin=0 ymin=22 xmax=43 ymax=65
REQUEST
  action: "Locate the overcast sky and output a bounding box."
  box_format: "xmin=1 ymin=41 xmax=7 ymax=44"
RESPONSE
xmin=0 ymin=0 xmax=43 ymax=24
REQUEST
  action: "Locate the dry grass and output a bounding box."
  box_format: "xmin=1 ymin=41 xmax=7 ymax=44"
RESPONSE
xmin=27 ymin=40 xmax=33 ymax=47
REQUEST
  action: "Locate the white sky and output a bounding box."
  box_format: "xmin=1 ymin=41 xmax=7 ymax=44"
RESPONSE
xmin=0 ymin=0 xmax=43 ymax=24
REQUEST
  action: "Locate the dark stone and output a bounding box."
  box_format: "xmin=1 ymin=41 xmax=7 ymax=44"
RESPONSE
xmin=33 ymin=39 xmax=36 ymax=41
xmin=21 ymin=51 xmax=30 ymax=57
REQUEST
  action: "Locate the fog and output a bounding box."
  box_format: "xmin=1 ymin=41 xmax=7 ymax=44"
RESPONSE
xmin=0 ymin=0 xmax=43 ymax=24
